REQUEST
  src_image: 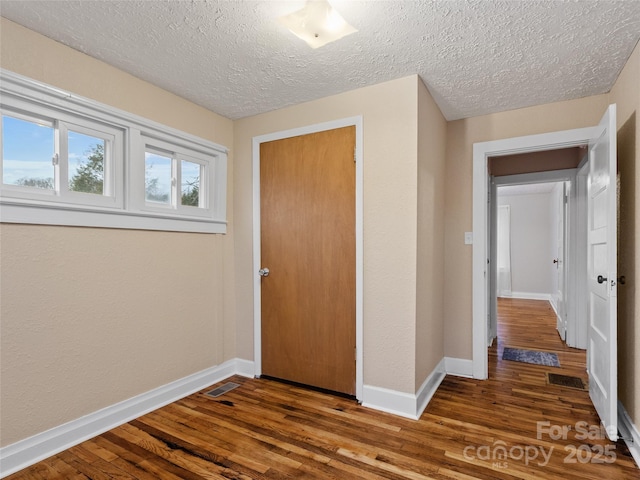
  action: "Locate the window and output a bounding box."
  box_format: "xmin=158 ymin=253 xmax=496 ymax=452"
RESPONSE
xmin=0 ymin=70 xmax=228 ymax=233
xmin=180 ymin=160 xmax=201 ymax=208
xmin=1 ymin=107 xmax=122 ymax=209
xmin=137 ymin=137 xmax=215 ymax=219
xmin=144 ymin=153 xmax=203 ymax=208
xmin=145 ymin=149 xmax=172 ymax=205
xmin=67 ymin=128 xmax=107 ymax=195
xmin=2 ymin=113 xmax=55 ymax=190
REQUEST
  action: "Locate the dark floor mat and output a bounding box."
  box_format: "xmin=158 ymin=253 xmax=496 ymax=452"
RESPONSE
xmin=502 ymin=347 xmax=560 ymax=367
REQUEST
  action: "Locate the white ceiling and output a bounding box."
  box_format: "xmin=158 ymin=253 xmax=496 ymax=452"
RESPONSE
xmin=1 ymin=0 xmax=639 ymax=121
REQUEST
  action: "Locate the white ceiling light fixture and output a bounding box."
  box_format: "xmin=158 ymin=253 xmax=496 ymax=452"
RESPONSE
xmin=277 ymin=0 xmax=357 ymax=49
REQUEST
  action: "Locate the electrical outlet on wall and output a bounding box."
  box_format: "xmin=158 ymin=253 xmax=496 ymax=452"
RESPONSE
xmin=464 ymin=232 xmax=473 ymax=245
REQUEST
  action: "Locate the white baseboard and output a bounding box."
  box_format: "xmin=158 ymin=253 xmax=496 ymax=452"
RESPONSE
xmin=444 ymin=357 xmax=474 ymax=378
xmin=618 ymin=401 xmax=640 ymax=468
xmin=235 ymin=357 xmax=257 ymax=378
xmin=361 ymin=385 xmax=418 ymax=419
xmin=510 ymin=291 xmax=553 ymax=302
xmin=0 ymin=358 xmax=255 ymax=479
xmin=548 ymin=295 xmax=559 ymax=315
xmin=362 ymin=359 xmax=446 ymax=420
xmin=416 ymin=358 xmax=446 ymax=418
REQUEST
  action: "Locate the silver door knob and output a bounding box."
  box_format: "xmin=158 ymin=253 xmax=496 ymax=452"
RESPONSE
xmin=259 ymin=268 xmax=270 ymax=277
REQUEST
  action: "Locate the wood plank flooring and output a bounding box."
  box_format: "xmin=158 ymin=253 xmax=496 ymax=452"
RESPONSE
xmin=7 ymin=298 xmax=638 ymax=479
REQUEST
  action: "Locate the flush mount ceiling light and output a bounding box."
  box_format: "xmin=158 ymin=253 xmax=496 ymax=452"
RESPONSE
xmin=277 ymin=0 xmax=357 ymax=49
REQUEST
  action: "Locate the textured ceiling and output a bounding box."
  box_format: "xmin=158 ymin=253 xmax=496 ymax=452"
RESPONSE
xmin=1 ymin=0 xmax=639 ymax=121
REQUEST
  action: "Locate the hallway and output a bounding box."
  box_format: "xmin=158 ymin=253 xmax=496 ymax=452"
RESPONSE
xmin=492 ymin=297 xmax=588 ymax=386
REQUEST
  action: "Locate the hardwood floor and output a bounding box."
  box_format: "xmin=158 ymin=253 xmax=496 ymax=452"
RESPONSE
xmin=7 ymin=298 xmax=638 ymax=479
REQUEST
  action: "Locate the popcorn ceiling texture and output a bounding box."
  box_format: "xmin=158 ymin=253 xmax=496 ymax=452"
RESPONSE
xmin=1 ymin=0 xmax=639 ymax=120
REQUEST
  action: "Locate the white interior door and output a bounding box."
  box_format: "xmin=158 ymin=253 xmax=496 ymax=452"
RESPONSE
xmin=489 ymin=178 xmax=498 ymax=344
xmin=587 ymin=104 xmax=617 ymax=441
xmin=555 ymin=182 xmax=566 ymax=340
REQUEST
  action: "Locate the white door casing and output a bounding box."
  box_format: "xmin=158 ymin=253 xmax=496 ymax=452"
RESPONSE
xmin=586 ymin=104 xmax=618 ymax=441
xmin=473 ymin=124 xmax=603 ymax=379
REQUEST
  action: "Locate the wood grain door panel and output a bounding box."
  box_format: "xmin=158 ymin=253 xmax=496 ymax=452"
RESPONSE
xmin=260 ymin=126 xmax=356 ymax=395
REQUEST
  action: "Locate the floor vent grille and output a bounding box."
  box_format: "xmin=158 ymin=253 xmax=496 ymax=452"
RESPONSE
xmin=547 ymin=373 xmax=585 ymax=390
xmin=204 ymin=382 xmax=241 ymax=398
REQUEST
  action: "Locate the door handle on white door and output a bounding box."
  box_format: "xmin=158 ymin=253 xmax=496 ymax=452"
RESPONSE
xmin=259 ymin=268 xmax=270 ymax=277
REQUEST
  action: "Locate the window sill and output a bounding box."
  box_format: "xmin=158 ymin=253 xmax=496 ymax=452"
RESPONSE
xmin=0 ymin=202 xmax=227 ymax=234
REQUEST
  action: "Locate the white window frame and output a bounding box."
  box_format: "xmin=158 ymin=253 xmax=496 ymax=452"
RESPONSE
xmin=0 ymin=69 xmax=228 ymax=234
xmin=1 ymin=96 xmax=124 ymax=210
xmin=61 ymin=121 xmax=120 ymax=208
xmin=135 ymin=135 xmax=217 ymax=219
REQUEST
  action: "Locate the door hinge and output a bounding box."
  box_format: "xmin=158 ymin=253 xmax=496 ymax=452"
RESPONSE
xmin=355 ymin=346 xmax=357 ymax=361
xmin=354 ymin=147 xmax=357 ymax=163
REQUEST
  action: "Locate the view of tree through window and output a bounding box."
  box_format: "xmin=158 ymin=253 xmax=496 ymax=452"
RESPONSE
xmin=181 ymin=160 xmax=200 ymax=207
xmin=145 ymin=151 xmax=171 ymax=204
xmin=144 ymin=152 xmax=202 ymax=207
xmin=68 ymin=132 xmax=105 ymax=195
xmin=2 ymin=116 xmax=109 ymax=195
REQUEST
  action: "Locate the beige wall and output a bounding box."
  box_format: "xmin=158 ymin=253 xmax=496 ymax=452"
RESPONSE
xmin=234 ymin=76 xmax=428 ymax=394
xmin=0 ymin=19 xmax=235 ymax=446
xmin=610 ymin=41 xmax=640 ymax=427
xmin=415 ymin=79 xmax=447 ymax=389
xmin=443 ymin=94 xmax=610 ymax=360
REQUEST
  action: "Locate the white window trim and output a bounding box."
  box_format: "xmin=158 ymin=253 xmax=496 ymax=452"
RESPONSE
xmin=0 ymin=69 xmax=228 ymax=234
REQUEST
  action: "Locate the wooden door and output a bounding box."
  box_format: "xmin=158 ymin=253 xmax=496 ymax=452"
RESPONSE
xmin=260 ymin=126 xmax=356 ymax=395
xmin=587 ymin=104 xmax=617 ymax=440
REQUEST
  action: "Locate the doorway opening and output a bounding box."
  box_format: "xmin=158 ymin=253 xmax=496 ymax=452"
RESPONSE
xmin=473 ymin=105 xmax=619 ymax=440
xmin=491 ymin=174 xmax=590 ymax=400
xmin=484 ymin=147 xmax=590 ymax=364
xmin=493 ymin=180 xmax=576 ymax=344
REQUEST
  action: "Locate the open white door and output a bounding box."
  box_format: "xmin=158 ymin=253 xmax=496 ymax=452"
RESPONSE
xmin=554 ymin=182 xmax=567 ymax=340
xmin=587 ymin=104 xmax=617 ymax=441
xmin=488 ymin=178 xmax=498 ymax=344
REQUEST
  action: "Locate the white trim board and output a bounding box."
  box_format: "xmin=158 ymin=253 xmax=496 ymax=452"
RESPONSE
xmin=444 ymin=357 xmax=474 ymax=378
xmin=362 ymin=359 xmax=446 ymax=420
xmin=0 ymin=359 xmax=254 ymax=479
xmin=618 ymin=401 xmax=640 ymax=468
xmin=508 ymin=292 xmax=554 ymax=302
xmin=252 ymin=116 xmax=364 ymax=400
